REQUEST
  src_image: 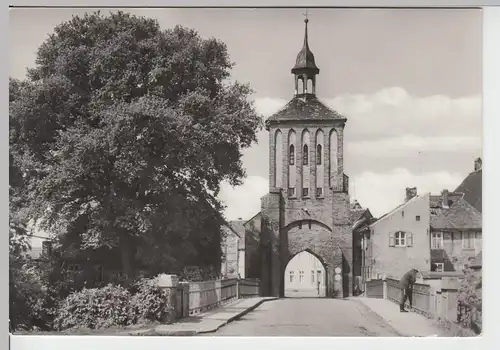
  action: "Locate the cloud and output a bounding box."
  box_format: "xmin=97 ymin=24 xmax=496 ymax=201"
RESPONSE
xmin=347 ymin=135 xmax=481 ymax=157
xmin=253 ymin=97 xmax=287 ymax=118
xmin=218 ymin=175 xmax=268 ymax=221
xmin=328 ymin=87 xmax=482 ymax=139
xmin=251 ymin=87 xmax=481 ymax=160
xmin=351 ymin=168 xmax=464 ymax=217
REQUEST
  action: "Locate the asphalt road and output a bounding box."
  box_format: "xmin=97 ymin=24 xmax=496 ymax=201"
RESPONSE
xmin=204 ymin=298 xmax=401 ymax=336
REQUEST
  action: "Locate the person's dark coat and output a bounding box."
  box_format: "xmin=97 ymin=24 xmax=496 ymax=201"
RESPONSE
xmin=399 ymin=269 xmax=418 ymax=290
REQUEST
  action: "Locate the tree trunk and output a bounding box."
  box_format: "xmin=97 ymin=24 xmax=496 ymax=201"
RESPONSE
xmin=120 ymin=235 xmax=136 ymax=283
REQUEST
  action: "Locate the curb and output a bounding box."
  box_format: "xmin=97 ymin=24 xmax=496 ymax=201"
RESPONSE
xmin=149 ymin=297 xmax=279 ymax=336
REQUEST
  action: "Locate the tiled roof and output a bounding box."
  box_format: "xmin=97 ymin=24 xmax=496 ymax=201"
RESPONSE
xmin=229 ymin=220 xmax=246 ymax=249
xmin=350 ymin=208 xmax=365 ymax=225
xmin=429 ymin=193 xmax=482 ymax=230
xmin=470 ymin=251 xmax=482 ymax=268
xmin=454 ymin=169 xmax=482 ymax=213
xmin=266 ymin=95 xmax=346 ymax=124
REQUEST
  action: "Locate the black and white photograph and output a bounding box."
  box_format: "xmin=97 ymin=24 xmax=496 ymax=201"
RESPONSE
xmin=9 ymin=5 xmax=485 ymax=339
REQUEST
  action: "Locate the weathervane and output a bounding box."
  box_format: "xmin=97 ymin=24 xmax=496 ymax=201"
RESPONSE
xmin=302 ymin=8 xmax=309 ymax=22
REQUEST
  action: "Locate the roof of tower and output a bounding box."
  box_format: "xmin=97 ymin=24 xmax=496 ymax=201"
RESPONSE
xmin=265 ymin=94 xmax=346 ymax=125
xmin=291 ymin=18 xmax=320 ymax=75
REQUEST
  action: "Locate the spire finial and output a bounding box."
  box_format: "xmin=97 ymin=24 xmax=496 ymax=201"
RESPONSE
xmin=303 ymin=8 xmax=309 ymax=23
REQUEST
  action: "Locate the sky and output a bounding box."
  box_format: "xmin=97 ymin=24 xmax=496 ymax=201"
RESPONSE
xmin=9 ymin=8 xmax=483 ymax=219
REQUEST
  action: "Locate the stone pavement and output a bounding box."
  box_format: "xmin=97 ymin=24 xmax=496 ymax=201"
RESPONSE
xmin=354 ymin=297 xmax=443 ymax=337
xmin=206 ymin=298 xmax=403 ymax=336
xmin=123 ymin=297 xmax=277 ymax=336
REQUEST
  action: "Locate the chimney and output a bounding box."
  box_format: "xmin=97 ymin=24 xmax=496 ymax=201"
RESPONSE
xmin=405 ymin=187 xmax=417 ymax=202
xmin=442 ymin=189 xmax=449 ymax=208
xmin=474 ymin=157 xmax=482 ymax=172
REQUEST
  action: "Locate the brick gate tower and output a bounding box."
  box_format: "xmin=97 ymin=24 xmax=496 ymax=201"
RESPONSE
xmin=259 ymin=17 xmax=353 ymax=298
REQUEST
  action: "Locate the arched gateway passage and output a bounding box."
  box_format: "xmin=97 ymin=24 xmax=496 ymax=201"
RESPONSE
xmin=284 ymin=250 xmax=327 ymax=298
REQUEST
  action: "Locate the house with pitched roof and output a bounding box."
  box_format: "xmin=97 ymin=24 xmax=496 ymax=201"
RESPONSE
xmin=454 ymin=157 xmax=482 ymax=213
xmin=362 ymin=186 xmax=482 ymax=280
xmin=220 ymin=214 xmax=262 ymax=279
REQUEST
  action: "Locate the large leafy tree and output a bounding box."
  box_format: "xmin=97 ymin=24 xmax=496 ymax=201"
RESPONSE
xmin=10 ymin=11 xmax=262 ymax=278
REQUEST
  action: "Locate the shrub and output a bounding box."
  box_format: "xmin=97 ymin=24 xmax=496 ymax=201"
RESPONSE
xmin=54 ymin=284 xmax=131 ymax=330
xmin=9 ymin=258 xmax=50 ymax=331
xmin=179 ymin=265 xmax=219 ymax=282
xmin=457 ymin=268 xmax=482 ymax=332
xmin=128 ymin=277 xmax=175 ymax=324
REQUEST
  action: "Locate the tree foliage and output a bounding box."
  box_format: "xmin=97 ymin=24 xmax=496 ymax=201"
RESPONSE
xmin=10 ymin=11 xmax=262 ymax=277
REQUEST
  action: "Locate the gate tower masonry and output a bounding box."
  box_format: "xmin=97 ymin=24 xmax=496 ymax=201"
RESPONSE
xmin=259 ymin=17 xmax=353 ymax=298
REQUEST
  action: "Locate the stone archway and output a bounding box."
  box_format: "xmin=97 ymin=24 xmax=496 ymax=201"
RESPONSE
xmin=284 ymin=250 xmax=327 ymax=298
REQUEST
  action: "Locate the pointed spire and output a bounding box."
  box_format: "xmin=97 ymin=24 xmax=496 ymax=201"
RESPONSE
xmin=291 ymin=15 xmax=319 ymax=75
xmin=292 ymin=13 xmax=320 ymax=97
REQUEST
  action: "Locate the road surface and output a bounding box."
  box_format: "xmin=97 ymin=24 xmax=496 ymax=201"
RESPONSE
xmin=204 ymin=298 xmax=401 ymax=336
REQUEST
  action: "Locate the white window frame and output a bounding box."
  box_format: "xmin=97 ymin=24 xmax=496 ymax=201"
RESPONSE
xmin=462 ymin=232 xmax=474 ymax=249
xmin=395 ymin=231 xmax=406 ymax=247
xmin=431 ymin=232 xmax=443 ymax=249
xmin=435 ymin=263 xmax=444 ymax=272
xmin=289 ymin=270 xmax=294 ymax=282
xmin=299 ymin=270 xmax=304 ymax=283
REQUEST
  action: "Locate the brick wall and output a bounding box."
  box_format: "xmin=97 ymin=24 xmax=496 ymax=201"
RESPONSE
xmin=369 ymin=194 xmax=431 ymax=279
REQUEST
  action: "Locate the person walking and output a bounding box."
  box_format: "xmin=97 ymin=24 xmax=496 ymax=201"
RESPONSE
xmin=399 ymin=269 xmax=419 ymax=312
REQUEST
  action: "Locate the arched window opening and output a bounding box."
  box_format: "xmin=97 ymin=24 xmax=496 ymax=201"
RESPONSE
xmin=316 ymin=144 xmax=322 ymax=165
xmin=303 ymin=144 xmax=309 ymax=165
xmin=307 ymin=79 xmax=313 ymax=94
xmin=298 ymin=79 xmax=304 ymax=94
xmin=289 ymin=145 xmax=295 ymax=165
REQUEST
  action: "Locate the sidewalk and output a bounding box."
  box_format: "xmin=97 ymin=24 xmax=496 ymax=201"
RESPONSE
xmin=124 ymin=297 xmax=277 ymax=336
xmin=354 ymin=297 xmax=443 ymax=337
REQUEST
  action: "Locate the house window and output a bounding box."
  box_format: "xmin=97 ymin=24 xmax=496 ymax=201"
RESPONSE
xmin=316 ymin=144 xmax=322 ymax=165
xmin=463 ymin=232 xmax=474 ymax=249
xmin=299 ymin=270 xmax=304 ymax=283
xmin=431 ymin=232 xmax=443 ymax=249
xmin=288 ymin=187 xmax=296 ymax=197
xmin=311 ymin=270 xmax=315 ymax=283
xmin=302 ymin=188 xmax=309 ymax=197
xmin=316 ymin=187 xmax=323 ymax=197
xmin=289 ymin=145 xmax=295 ymax=165
xmin=289 ymin=271 xmax=294 ymax=282
xmin=435 ymin=263 xmax=444 ymax=272
xmin=390 ymin=231 xmax=412 ymax=247
xmin=303 ymin=145 xmax=309 ymax=165
xmin=402 ymin=211 xmax=404 ymax=218
xmin=395 ymin=231 xmax=406 ymax=247
xmin=416 ymin=215 xmax=421 ymax=221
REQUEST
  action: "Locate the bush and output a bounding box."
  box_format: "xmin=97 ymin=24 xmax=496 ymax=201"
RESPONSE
xmin=54 ymin=284 xmax=131 ymax=330
xmin=128 ymin=277 xmax=175 ymax=324
xmin=179 ymin=265 xmax=220 ymax=282
xmin=457 ymin=268 xmax=482 ymax=332
xmin=9 ymin=258 xmax=50 ymax=331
